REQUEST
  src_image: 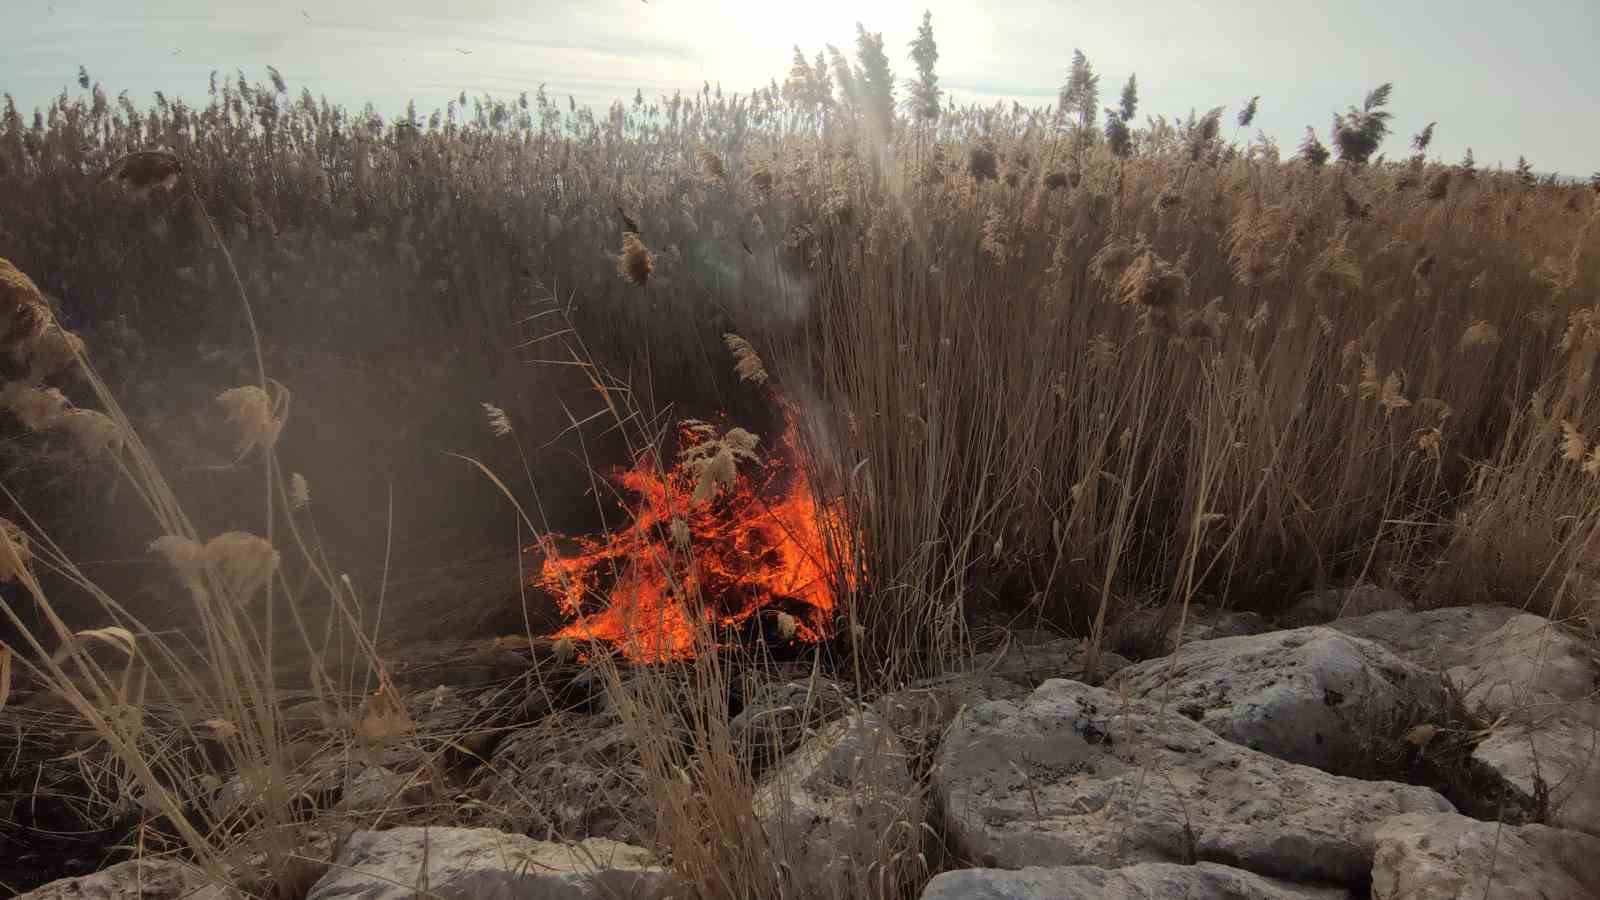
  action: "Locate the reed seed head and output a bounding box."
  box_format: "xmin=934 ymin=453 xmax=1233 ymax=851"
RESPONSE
xmin=0 ymin=382 xmax=68 ymax=430
xmin=1116 ymin=248 xmax=1188 ymax=308
xmin=1560 ymin=421 xmax=1588 ymax=463
xmin=203 ymin=532 xmax=281 ymax=601
xmin=0 ymin=517 xmax=30 ymax=584
xmin=483 ymin=402 xmax=513 ymax=437
xmin=50 ymin=408 xmax=124 ymax=456
xmin=618 ymin=232 xmax=654 ymax=286
xmin=289 ymin=473 xmax=312 ymax=510
xmin=151 ymin=531 xmax=279 ymax=604
xmin=0 ymin=257 xmax=49 ymax=351
xmin=723 ymin=334 xmax=769 ymax=386
xmin=23 ymin=323 xmax=85 ymax=382
xmin=216 ymin=385 xmax=283 ymax=456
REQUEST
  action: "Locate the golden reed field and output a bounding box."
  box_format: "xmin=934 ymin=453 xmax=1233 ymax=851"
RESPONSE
xmin=1 ymin=25 xmax=1598 ymax=900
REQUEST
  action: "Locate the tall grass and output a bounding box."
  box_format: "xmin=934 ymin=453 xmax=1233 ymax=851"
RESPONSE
xmin=801 ymin=145 xmax=1598 ymax=676
xmin=1 ymin=186 xmax=416 ymax=897
xmin=2 ymin=51 xmax=1597 ymax=898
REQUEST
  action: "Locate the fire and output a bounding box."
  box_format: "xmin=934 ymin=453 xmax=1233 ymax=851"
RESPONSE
xmin=534 ymin=409 xmax=846 ymax=662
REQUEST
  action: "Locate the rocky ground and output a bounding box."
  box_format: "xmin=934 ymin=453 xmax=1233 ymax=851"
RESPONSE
xmin=8 ymin=587 xmax=1600 ymax=899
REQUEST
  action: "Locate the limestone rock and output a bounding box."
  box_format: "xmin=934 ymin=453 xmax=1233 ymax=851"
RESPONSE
xmin=1470 ymin=712 xmax=1600 ymax=837
xmin=336 ymin=766 xmax=424 ymax=814
xmin=1279 ymin=584 xmax=1411 ymax=627
xmin=920 ymin=862 xmax=1353 ymax=899
xmin=730 ymin=677 xmax=851 ymax=771
xmin=1442 ymin=614 xmax=1598 ymax=723
xmin=1372 ymin=812 xmax=1600 ymax=899
xmin=1109 ymin=627 xmax=1446 ymax=773
xmin=874 ymin=673 xmax=1027 ymax=758
xmin=1329 ymin=605 xmax=1521 ymax=670
xmin=305 ymin=827 xmax=677 ymax=900
xmin=933 ymin=679 xmax=1452 ymax=886
xmin=756 ymin=711 xmax=925 ymax=899
xmin=475 ymin=713 xmax=649 ymax=842
xmin=971 ymin=636 xmax=1129 ymax=688
xmin=15 ymin=859 xmax=228 ymax=900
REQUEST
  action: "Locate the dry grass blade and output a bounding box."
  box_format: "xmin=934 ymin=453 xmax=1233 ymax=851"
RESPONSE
xmin=50 ymin=626 xmax=137 ymax=665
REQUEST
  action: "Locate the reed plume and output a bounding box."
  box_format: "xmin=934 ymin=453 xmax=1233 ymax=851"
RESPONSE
xmin=151 ymin=531 xmax=280 ymax=603
xmin=483 ymin=402 xmax=513 ymax=437
xmin=618 ymin=232 xmax=654 ymax=286
xmin=0 ymin=257 xmax=49 ymax=351
xmin=0 ymin=517 xmax=30 ymax=584
xmin=723 ymin=334 xmax=769 ymax=386
xmin=679 ymin=422 xmax=760 ymax=504
xmin=1561 ymin=421 xmax=1588 ymax=463
xmin=49 ymin=408 xmax=125 ymax=457
xmin=1115 ymin=247 xmax=1188 ymax=307
xmin=289 ymin=473 xmax=312 ymax=510
xmin=216 ymin=385 xmax=284 ymax=456
xmin=23 ymin=323 xmax=85 ymax=382
xmin=0 ymin=382 xmax=68 ymax=430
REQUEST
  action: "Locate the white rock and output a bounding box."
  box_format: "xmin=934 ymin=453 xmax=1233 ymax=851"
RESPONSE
xmin=337 ymin=766 xmax=409 ymax=814
xmin=1442 ymin=614 xmax=1598 ymax=723
xmin=1372 ymin=812 xmax=1600 ymax=899
xmin=970 ymin=636 xmax=1129 ymax=687
xmin=756 ymin=711 xmax=924 ymax=898
xmin=305 ymin=827 xmax=677 ymax=900
xmin=1109 ymin=627 xmax=1445 ymax=773
xmin=1332 ymin=607 xmax=1600 ymax=838
xmin=1328 ymin=605 xmax=1521 ymax=670
xmin=920 ymin=862 xmax=1353 ymax=900
xmin=873 ymin=673 xmax=1027 ymax=754
xmin=932 ymin=679 xmax=1453 ymax=887
xmin=1471 ymin=713 xmax=1600 ymax=837
xmin=477 ymin=714 xmax=649 ymax=842
xmin=730 ymin=677 xmax=851 ymax=771
xmin=16 ymin=859 xmax=228 ymax=900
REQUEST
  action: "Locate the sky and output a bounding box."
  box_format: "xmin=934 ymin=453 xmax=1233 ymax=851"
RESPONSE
xmin=2 ymin=0 xmax=1596 ymax=176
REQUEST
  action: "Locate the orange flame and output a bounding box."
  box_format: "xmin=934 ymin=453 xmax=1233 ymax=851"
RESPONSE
xmin=534 ymin=410 xmax=846 ymax=662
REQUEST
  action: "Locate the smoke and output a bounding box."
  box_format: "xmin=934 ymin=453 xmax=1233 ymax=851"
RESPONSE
xmin=677 ymin=218 xmax=816 ymax=329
